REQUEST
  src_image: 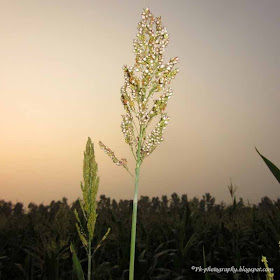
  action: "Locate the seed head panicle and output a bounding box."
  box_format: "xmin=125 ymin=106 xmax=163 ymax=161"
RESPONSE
xmin=261 ymin=256 xmax=274 ymax=280
xmin=73 ymin=138 xmax=111 ymax=277
xmin=100 ymin=8 xmax=179 ymax=168
xmin=75 ymin=137 xmax=99 ymax=244
xmin=120 ymin=8 xmax=179 ymax=160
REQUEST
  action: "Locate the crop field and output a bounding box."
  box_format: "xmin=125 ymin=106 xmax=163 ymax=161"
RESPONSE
xmin=1 ymin=190 xmax=280 ymax=279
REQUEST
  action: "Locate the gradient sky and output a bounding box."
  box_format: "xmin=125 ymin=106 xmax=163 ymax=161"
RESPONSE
xmin=0 ymin=0 xmax=279 ymax=207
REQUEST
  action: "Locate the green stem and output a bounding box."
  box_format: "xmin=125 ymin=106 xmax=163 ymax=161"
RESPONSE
xmin=124 ymin=165 xmax=135 ymax=178
xmin=129 ymin=127 xmax=143 ymax=280
xmin=146 ymin=85 xmax=157 ymax=100
xmin=88 ymin=239 xmax=91 ymax=280
xmin=132 ymin=118 xmax=139 ymax=135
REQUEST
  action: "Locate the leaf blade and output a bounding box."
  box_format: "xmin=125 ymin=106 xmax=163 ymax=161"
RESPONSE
xmin=70 ymin=242 xmax=85 ymax=280
xmin=255 ymin=147 xmax=280 ymax=184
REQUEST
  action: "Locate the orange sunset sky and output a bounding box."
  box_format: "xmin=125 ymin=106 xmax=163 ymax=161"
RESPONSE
xmin=0 ymin=0 xmax=279 ymax=207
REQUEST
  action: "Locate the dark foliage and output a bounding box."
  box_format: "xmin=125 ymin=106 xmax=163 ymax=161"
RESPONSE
xmin=0 ymin=193 xmax=279 ymax=280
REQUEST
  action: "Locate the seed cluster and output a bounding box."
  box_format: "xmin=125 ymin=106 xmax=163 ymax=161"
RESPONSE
xmin=120 ymin=8 xmax=179 ymax=160
xmin=142 ymin=114 xmax=170 ymax=157
xmin=99 ymin=141 xmax=127 ymax=167
xmin=100 ymin=8 xmax=179 ymax=168
xmin=261 ymin=256 xmax=274 ymax=279
xmin=121 ymin=114 xmax=135 ymax=147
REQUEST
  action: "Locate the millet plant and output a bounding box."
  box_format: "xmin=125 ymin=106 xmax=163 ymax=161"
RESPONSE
xmin=99 ymin=8 xmax=179 ymax=279
xmin=71 ymin=137 xmax=110 ymax=280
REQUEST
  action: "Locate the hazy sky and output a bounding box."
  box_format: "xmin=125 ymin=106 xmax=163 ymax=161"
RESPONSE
xmin=0 ymin=0 xmax=279 ymax=207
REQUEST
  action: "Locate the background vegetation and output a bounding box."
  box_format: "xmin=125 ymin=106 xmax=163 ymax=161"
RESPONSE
xmin=1 ymin=191 xmax=280 ymax=280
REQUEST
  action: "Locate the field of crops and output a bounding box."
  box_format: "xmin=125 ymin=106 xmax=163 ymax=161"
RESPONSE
xmin=1 ymin=192 xmax=280 ymax=279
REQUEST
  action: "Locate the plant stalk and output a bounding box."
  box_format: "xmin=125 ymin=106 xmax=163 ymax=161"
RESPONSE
xmin=88 ymin=239 xmax=91 ymax=280
xmin=129 ymin=128 xmax=143 ymax=280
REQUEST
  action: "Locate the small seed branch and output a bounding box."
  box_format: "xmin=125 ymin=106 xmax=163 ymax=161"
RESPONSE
xmin=99 ymin=8 xmax=179 ymax=280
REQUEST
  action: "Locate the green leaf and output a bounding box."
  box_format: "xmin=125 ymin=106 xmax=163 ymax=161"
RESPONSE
xmin=203 ymin=246 xmax=211 ymax=280
xmin=70 ymin=242 xmax=85 ymax=280
xmin=255 ymin=147 xmax=280 ymax=184
xmin=93 ymin=227 xmax=111 ymax=255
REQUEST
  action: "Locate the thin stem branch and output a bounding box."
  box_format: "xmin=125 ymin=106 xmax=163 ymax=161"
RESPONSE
xmin=132 ymin=118 xmax=139 ymax=135
xmin=124 ymin=165 xmax=135 ymax=178
xmin=130 ymin=146 xmax=137 ymax=161
xmin=147 ymin=85 xmax=157 ymax=100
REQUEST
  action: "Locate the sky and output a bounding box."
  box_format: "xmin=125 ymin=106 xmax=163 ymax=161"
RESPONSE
xmin=0 ymin=0 xmax=279 ymax=207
